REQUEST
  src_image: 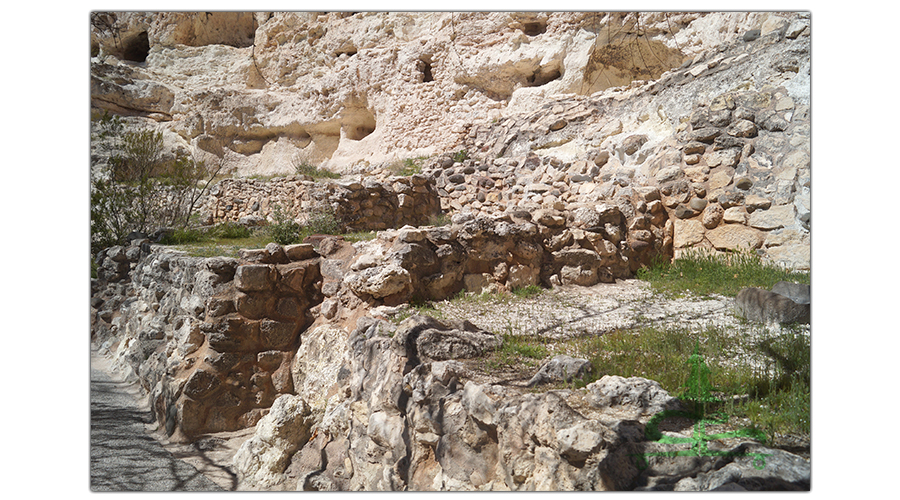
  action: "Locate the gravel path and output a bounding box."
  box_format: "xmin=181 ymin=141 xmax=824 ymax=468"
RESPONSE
xmin=90 ymin=346 xmax=227 ymax=491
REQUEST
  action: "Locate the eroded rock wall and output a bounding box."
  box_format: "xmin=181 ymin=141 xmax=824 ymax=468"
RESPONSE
xmin=233 ymin=315 xmax=808 ymax=491
xmin=91 ymin=214 xmax=808 ymax=491
xmin=92 ymin=240 xmax=323 ymax=440
xmin=90 ymin=12 xmax=806 ymax=177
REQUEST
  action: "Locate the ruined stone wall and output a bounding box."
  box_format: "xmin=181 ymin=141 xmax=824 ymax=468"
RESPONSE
xmin=204 ymin=174 xmax=442 ymax=231
xmin=315 ymin=203 xmax=671 ymax=335
xmin=92 ymin=240 xmax=323 ymax=440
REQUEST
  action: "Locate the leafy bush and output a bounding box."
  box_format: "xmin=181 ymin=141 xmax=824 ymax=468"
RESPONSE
xmin=305 ymin=204 xmax=342 ymax=235
xmin=267 ymin=205 xmax=302 ymax=245
xmin=90 ymin=114 xmax=226 ymax=254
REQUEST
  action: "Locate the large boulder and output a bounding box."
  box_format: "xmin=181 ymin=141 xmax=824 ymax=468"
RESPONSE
xmin=344 ymin=263 xmax=412 ymax=299
xmin=586 ymin=375 xmax=682 ymax=416
xmin=734 ymin=287 xmax=810 ymax=324
xmin=771 ymin=281 xmax=810 ymax=305
xmin=234 ymin=394 xmax=316 ymax=490
xmin=395 ymin=315 xmax=501 ymax=362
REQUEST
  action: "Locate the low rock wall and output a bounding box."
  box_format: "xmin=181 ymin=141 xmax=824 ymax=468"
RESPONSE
xmin=92 ymin=240 xmax=323 ymax=440
xmin=316 ymin=197 xmax=673 ymax=329
xmin=204 ymin=174 xmax=442 ymax=231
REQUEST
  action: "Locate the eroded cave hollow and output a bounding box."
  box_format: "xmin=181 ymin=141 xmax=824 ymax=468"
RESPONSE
xmin=122 ymin=31 xmax=150 ymax=62
xmin=342 ymin=107 xmax=377 ymax=141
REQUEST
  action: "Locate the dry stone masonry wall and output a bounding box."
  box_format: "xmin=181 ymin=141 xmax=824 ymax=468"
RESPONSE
xmin=93 ymin=240 xmax=323 ymax=440
xmin=205 ymin=174 xmax=441 ymax=231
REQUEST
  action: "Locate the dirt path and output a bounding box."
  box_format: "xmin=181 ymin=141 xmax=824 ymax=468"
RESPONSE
xmin=90 ymin=345 xmax=252 ymax=491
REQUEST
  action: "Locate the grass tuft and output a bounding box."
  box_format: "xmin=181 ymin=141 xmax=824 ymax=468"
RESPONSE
xmin=637 ymin=249 xmax=810 ymax=297
xmin=574 ymin=324 xmax=810 ymax=436
xmin=511 ymin=284 xmax=544 ymax=299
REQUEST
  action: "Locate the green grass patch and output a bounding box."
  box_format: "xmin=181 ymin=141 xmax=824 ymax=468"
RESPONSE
xmin=637 ymin=249 xmax=810 ymax=298
xmin=500 ymin=333 xmax=548 ymax=360
xmin=483 ymin=333 xmax=548 ymax=372
xmin=207 ymin=221 xmax=253 ymax=239
xmin=574 ymin=324 xmax=810 ymax=437
xmin=171 ymin=230 xmax=273 ymax=258
xmin=389 ymin=156 xmax=428 ymax=176
xmin=159 ymin=227 xmax=205 ymax=245
xmin=511 ymin=284 xmax=544 ymax=299
xmin=452 ymin=149 xmax=469 ymax=163
xmin=294 ymin=162 xmax=341 ymax=180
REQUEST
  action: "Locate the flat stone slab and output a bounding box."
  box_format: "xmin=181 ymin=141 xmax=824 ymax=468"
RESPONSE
xmin=735 ymin=287 xmax=810 ymax=324
xmin=771 ymin=281 xmax=810 ymax=305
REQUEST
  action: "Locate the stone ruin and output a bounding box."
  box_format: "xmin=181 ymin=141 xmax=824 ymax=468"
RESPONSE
xmin=90 ymin=11 xmax=811 ymax=492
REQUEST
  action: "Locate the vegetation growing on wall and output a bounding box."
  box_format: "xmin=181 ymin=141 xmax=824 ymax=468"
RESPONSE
xmin=90 ymin=111 xmax=226 ymax=253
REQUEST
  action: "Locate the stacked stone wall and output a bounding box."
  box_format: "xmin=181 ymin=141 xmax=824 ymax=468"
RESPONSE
xmin=91 ymin=241 xmax=324 ymax=440
xmin=204 ymin=174 xmax=442 ymax=231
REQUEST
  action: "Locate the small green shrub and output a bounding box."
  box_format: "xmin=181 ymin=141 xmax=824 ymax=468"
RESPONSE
xmin=427 ymin=213 xmax=452 ymax=227
xmin=267 ymin=205 xmax=302 ymax=245
xmin=294 ymin=160 xmax=341 ymax=180
xmin=452 ymin=149 xmax=469 ymax=163
xmin=511 ymin=284 xmax=544 ymax=299
xmin=389 ymin=156 xmax=428 ymax=176
xmin=305 ymin=204 xmax=342 ymax=235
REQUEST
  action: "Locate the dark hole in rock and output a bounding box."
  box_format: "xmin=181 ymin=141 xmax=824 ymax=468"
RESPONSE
xmin=521 ymin=21 xmax=547 ymax=36
xmin=527 ymin=65 xmax=562 ymax=87
xmin=123 ymin=31 xmax=150 ymax=63
xmin=343 ymin=108 xmax=377 ymax=141
xmin=419 ymin=55 xmax=434 ymax=83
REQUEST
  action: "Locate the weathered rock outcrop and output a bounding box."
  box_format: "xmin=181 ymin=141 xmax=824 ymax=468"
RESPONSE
xmin=92 ymin=242 xmax=323 ymax=440
xmin=91 ymin=221 xmax=809 ymax=491
xmin=90 ymin=11 xmax=812 ymax=491
xmin=229 ymin=315 xmax=807 ymax=491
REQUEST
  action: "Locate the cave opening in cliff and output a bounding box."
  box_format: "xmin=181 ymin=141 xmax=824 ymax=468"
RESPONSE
xmin=343 ymin=108 xmax=377 ymax=141
xmin=419 ymin=55 xmax=434 ymax=83
xmin=527 ymin=63 xmax=563 ymax=87
xmin=122 ymin=31 xmax=150 ymax=63
xmin=521 ymin=21 xmax=547 ymax=36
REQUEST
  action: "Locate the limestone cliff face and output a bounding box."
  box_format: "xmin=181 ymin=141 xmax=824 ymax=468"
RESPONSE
xmin=90 ymin=11 xmax=810 ymax=269
xmin=89 ymin=12 xmax=807 ymax=176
